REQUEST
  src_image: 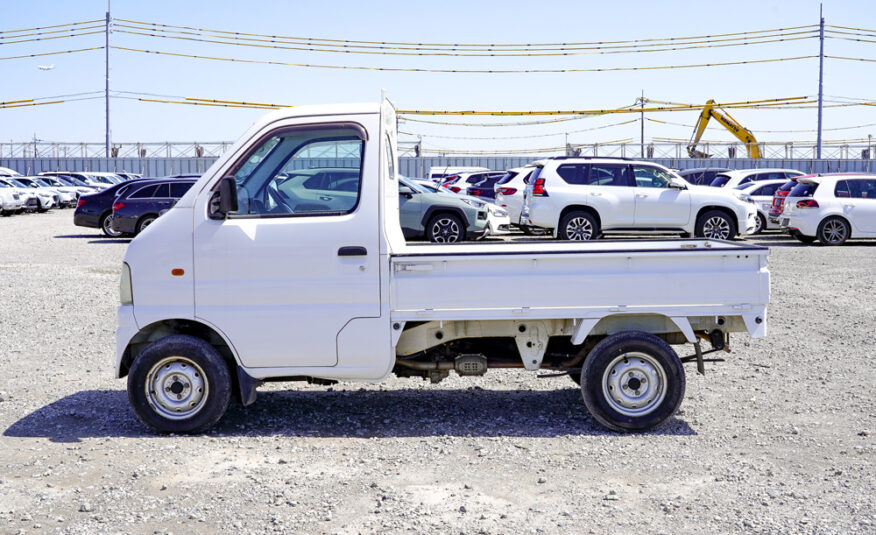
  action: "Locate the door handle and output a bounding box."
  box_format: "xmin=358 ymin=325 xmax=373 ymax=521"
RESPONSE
xmin=338 ymin=246 xmax=368 ymax=257
xmin=844 ymin=204 xmax=854 ymax=209
xmin=591 ymin=192 xmax=602 ymax=196
xmin=636 ymin=194 xmax=648 ymax=198
xmin=320 ymin=196 xmax=334 ymax=201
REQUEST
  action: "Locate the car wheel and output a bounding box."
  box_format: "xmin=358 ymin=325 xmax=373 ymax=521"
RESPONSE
xmin=581 ymin=331 xmax=685 ymax=432
xmin=0 ymin=210 xmax=11 ymax=217
xmin=36 ymin=199 xmax=47 ymax=213
xmin=521 ymin=226 xmax=547 ymax=236
xmin=136 ymin=215 xmax=157 ymax=235
xmin=100 ymin=212 xmax=124 ymax=237
xmin=817 ymin=216 xmax=849 ymax=246
xmin=753 ymin=213 xmax=766 ymax=234
xmin=127 ymin=335 xmax=232 ymax=434
xmin=559 ymin=211 xmax=599 ymax=241
xmin=426 ymin=213 xmax=464 ymax=243
xmin=695 ymin=210 xmax=736 ymax=240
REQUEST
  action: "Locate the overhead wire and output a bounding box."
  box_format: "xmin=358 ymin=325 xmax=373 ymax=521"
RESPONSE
xmin=0 ymin=24 xmax=105 ymax=40
xmin=114 ymin=18 xmax=816 ymax=48
xmin=0 ymin=30 xmax=106 ymax=46
xmin=111 ymin=46 xmax=818 ymax=74
xmin=398 ymin=119 xmax=639 ymax=140
xmin=111 ymin=22 xmax=819 ymax=56
xmin=0 ymin=19 xmax=104 ymax=35
xmin=0 ymin=46 xmax=104 ymax=62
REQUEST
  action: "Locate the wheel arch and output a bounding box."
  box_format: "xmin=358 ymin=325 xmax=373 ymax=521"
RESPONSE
xmin=135 ymin=212 xmax=160 ymax=231
xmin=558 ymin=204 xmax=601 ymax=230
xmin=819 ymin=213 xmax=853 ymax=238
xmin=571 ymin=313 xmax=695 ymax=346
xmin=695 ymin=205 xmax=737 ymax=228
xmin=118 ymin=318 xmax=239 ymax=379
xmin=421 ymin=205 xmax=470 ymax=228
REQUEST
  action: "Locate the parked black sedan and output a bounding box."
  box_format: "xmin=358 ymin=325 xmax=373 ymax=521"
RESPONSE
xmin=74 ymin=179 xmax=153 ymax=236
xmin=111 ymin=179 xmax=196 ymax=235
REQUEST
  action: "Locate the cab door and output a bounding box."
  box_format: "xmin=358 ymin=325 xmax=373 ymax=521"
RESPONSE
xmin=192 ymin=117 xmax=381 ymax=369
xmin=580 ymin=163 xmax=636 ymax=228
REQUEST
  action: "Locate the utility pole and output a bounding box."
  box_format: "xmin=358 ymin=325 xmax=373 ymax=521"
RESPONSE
xmin=816 ymin=3 xmax=825 ymax=159
xmin=640 ymin=90 xmax=645 ymax=158
xmin=105 ymin=0 xmax=111 ymax=164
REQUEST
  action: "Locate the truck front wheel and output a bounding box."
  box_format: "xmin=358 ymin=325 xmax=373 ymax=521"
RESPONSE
xmin=127 ymin=335 xmax=232 ymax=434
xmin=580 ymin=331 xmax=685 ymax=432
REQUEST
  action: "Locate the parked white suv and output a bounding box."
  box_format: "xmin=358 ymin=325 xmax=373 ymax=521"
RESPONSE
xmin=781 ymin=174 xmax=876 ymax=245
xmin=735 ymin=179 xmax=787 ymax=233
xmin=711 ymin=168 xmax=804 ymax=189
xmin=521 ymin=157 xmax=757 ymax=240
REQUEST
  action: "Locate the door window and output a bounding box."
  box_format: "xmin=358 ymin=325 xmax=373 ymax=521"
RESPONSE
xmin=587 ymin=165 xmax=631 ymax=187
xmin=229 ymin=125 xmax=365 ymax=217
xmin=847 ymin=179 xmax=876 ymax=199
xmin=556 ymin=164 xmax=590 ymax=185
xmin=170 ymin=182 xmax=194 ymax=198
xmin=632 ymin=166 xmax=674 ymax=188
xmin=130 ymin=184 xmax=160 ymax=198
xmin=754 ymin=184 xmax=779 ymax=196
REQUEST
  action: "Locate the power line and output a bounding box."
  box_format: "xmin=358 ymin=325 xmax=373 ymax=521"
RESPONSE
xmin=0 ymin=46 xmax=104 ymax=62
xmin=0 ymin=19 xmax=103 ymax=35
xmin=112 ymin=45 xmax=819 ymax=74
xmin=114 ymin=18 xmax=817 ymax=49
xmin=399 ymin=119 xmax=639 ymax=140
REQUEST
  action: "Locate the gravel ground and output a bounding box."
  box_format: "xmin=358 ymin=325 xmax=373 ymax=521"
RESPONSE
xmin=0 ymin=209 xmax=874 ymax=535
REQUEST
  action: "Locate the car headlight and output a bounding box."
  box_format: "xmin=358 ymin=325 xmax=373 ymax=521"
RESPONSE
xmin=461 ymin=198 xmax=485 ymax=208
xmin=734 ymin=193 xmax=754 ymax=204
xmin=120 ymin=262 xmax=133 ymax=305
xmin=489 ymin=206 xmax=508 ymax=217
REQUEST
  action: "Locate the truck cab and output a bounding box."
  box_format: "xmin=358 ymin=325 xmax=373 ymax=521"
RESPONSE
xmin=117 ymin=100 xmax=770 ymax=435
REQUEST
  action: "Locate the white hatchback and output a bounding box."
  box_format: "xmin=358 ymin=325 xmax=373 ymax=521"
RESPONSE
xmin=734 ymin=179 xmax=787 ymax=233
xmin=712 ymin=168 xmax=804 ymax=189
xmin=521 ymin=157 xmax=756 ymax=241
xmin=781 ymin=174 xmax=876 ymax=245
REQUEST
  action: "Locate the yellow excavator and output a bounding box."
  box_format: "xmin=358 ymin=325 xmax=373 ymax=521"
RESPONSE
xmin=687 ymin=99 xmax=761 ymax=158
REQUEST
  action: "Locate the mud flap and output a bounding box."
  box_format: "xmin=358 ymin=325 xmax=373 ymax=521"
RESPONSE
xmin=236 ymin=366 xmax=262 ymax=407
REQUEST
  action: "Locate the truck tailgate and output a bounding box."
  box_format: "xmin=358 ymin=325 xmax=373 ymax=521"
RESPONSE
xmin=390 ymin=239 xmax=769 ymax=323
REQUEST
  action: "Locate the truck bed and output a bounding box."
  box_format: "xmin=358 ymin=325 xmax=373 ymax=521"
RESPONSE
xmin=390 ymin=239 xmax=769 ymax=333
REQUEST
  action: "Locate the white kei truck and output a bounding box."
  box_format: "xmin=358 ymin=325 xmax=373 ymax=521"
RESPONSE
xmin=115 ymin=100 xmax=770 ymax=434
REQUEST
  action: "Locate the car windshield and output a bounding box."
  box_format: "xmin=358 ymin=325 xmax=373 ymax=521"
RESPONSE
xmin=789 ymin=182 xmax=818 ymax=197
xmin=40 ymin=178 xmax=61 ymax=186
xmin=35 ymin=179 xmax=53 ymax=187
xmin=9 ymin=179 xmax=30 ymax=188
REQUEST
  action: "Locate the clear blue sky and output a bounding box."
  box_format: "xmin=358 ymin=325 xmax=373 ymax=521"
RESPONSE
xmin=1 ymin=0 xmax=874 ymax=154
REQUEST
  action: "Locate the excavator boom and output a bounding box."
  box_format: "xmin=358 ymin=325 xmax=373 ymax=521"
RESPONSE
xmin=687 ymin=99 xmax=761 ymax=158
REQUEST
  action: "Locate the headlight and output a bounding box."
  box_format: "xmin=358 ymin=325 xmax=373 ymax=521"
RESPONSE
xmin=734 ymin=193 xmax=754 ymax=204
xmin=461 ymin=198 xmax=485 ymax=208
xmin=489 ymin=206 xmax=508 ymax=217
xmin=120 ymin=262 xmax=133 ymax=305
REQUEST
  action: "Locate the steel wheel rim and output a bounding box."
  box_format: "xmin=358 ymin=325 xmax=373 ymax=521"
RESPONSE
xmin=822 ymin=219 xmax=847 ymax=244
xmin=432 ymin=218 xmax=461 ymax=243
xmin=566 ymin=217 xmax=593 ymax=240
xmin=703 ymin=216 xmax=731 ymax=239
xmin=754 ymin=215 xmax=763 ymax=233
xmin=602 ymin=352 xmax=667 ymax=417
xmin=144 ymin=356 xmax=208 ymax=420
xmin=103 ymin=215 xmax=122 ymax=237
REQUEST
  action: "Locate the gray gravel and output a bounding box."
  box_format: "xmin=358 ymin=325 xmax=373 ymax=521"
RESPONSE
xmin=1 ymin=209 xmax=874 ymax=534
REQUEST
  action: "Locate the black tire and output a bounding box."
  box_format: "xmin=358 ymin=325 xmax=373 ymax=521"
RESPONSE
xmin=426 ymin=213 xmax=465 ymax=243
xmin=520 ymin=225 xmax=547 ymax=236
xmin=581 ymin=331 xmax=685 ymax=433
xmin=817 ymin=216 xmax=849 ymax=246
xmin=791 ymin=231 xmax=816 ymax=244
xmin=99 ymin=212 xmax=124 ymax=237
xmin=1 ymin=210 xmax=11 ymax=217
xmin=136 ymin=215 xmax=157 ymax=235
xmin=753 ymin=213 xmax=766 ymax=235
xmin=127 ymin=335 xmax=232 ymax=434
xmin=559 ymin=210 xmax=599 ymax=241
xmin=36 ymin=199 xmax=48 ymax=213
xmin=695 ymin=209 xmax=736 ymax=240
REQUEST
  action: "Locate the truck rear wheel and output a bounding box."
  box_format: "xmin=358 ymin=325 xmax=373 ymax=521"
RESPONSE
xmin=581 ymin=331 xmax=685 ymax=432
xmin=127 ymin=335 xmax=232 ymax=434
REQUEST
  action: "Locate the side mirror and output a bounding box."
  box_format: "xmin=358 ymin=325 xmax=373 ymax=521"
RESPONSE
xmin=669 ymin=181 xmax=687 ymax=190
xmin=209 ymin=176 xmax=238 ymax=220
